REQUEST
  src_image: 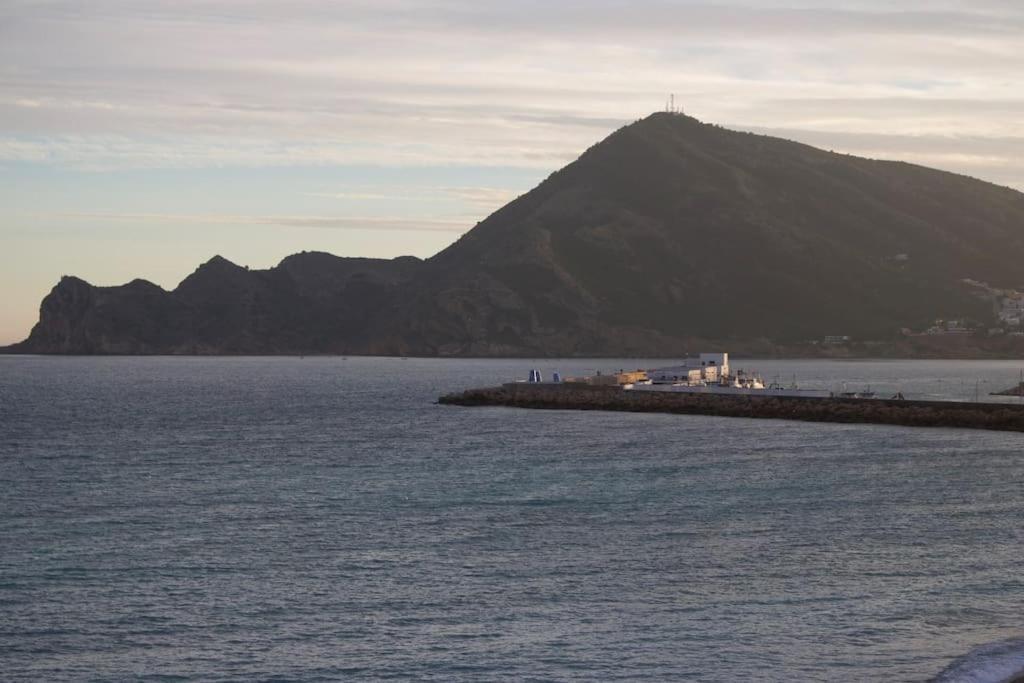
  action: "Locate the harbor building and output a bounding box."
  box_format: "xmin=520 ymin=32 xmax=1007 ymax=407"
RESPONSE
xmin=566 ymin=370 xmax=649 ymax=386
xmin=647 ymin=353 xmax=729 ymax=384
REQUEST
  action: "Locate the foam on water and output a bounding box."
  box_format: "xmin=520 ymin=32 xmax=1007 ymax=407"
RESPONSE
xmin=932 ymin=638 xmax=1024 ymax=683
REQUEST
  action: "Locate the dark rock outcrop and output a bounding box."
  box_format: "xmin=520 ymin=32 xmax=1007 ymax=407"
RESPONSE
xmin=6 ymin=252 xmax=423 ymax=355
xmin=8 ymin=112 xmax=1024 ymax=355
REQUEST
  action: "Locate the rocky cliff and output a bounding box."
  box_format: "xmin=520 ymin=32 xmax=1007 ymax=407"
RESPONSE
xmin=6 ymin=253 xmax=423 ymax=354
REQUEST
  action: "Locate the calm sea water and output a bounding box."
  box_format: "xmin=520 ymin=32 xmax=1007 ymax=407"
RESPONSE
xmin=2 ymin=356 xmax=1023 ymax=682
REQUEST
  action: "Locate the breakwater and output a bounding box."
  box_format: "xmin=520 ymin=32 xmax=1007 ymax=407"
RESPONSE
xmin=439 ymin=383 xmax=1024 ymax=432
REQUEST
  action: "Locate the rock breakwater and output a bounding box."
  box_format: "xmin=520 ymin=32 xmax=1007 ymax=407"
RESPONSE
xmin=439 ymin=383 xmax=1024 ymax=432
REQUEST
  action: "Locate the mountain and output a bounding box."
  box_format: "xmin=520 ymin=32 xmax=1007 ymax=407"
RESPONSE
xmin=7 ymin=112 xmax=1024 ymax=356
xmin=6 ymin=252 xmax=422 ymax=354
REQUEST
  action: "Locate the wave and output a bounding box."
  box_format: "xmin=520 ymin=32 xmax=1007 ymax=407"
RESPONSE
xmin=932 ymin=638 xmax=1024 ymax=683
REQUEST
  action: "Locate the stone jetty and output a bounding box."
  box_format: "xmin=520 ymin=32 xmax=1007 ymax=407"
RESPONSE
xmin=439 ymin=383 xmax=1024 ymax=432
xmin=991 ymin=381 xmax=1024 ymax=397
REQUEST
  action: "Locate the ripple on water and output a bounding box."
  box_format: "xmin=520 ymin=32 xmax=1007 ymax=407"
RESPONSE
xmin=2 ymin=356 xmax=1024 ymax=681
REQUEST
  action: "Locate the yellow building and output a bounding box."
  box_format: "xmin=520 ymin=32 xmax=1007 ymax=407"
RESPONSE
xmin=568 ymin=371 xmax=648 ymax=386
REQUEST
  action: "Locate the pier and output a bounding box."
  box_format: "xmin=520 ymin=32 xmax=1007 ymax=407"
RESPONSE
xmin=439 ymin=383 xmax=1024 ymax=432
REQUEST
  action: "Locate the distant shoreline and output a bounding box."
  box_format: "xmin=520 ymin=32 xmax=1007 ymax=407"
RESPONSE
xmin=8 ymin=327 xmax=1024 ymax=361
xmin=4 ymin=349 xmax=1024 ymax=361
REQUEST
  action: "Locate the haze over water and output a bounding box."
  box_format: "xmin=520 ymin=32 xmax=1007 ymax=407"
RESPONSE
xmin=2 ymin=356 xmax=1023 ymax=681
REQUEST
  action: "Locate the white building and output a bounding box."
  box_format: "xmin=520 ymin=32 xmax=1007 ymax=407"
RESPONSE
xmin=648 ymin=353 xmax=729 ymax=384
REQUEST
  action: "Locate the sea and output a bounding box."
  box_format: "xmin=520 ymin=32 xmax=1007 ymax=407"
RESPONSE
xmin=2 ymin=356 xmax=1023 ymax=682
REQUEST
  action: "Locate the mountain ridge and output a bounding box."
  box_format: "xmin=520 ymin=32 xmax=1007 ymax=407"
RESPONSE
xmin=7 ymin=113 xmax=1024 ymax=356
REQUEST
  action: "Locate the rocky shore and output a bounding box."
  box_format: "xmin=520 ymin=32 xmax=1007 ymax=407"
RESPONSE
xmin=439 ymin=383 xmax=1024 ymax=432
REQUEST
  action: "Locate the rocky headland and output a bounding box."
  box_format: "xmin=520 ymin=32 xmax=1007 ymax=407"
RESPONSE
xmin=7 ymin=112 xmax=1024 ymax=357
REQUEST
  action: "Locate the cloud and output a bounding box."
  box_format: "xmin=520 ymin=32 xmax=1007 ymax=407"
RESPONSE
xmin=0 ymin=0 xmax=1022 ymax=187
xmin=306 ymin=186 xmax=522 ymax=210
xmin=42 ymin=210 xmax=470 ymax=232
xmin=21 ymin=1 xmax=1022 ymax=40
xmin=732 ymin=126 xmax=1024 ymax=187
xmin=439 ymin=186 xmax=521 ymax=209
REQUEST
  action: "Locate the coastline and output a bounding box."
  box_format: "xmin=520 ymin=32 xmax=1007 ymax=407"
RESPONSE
xmin=4 ymin=347 xmax=1024 ymax=360
xmin=7 ymin=324 xmax=1024 ymax=361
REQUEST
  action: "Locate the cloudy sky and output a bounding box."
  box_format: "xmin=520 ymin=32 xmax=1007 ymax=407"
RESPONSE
xmin=2 ymin=0 xmax=1023 ymax=343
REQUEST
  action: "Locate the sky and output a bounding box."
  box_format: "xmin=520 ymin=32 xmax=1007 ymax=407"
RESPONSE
xmin=2 ymin=0 xmax=1023 ymax=344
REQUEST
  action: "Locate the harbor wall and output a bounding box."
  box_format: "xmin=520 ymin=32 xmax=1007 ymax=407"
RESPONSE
xmin=438 ymin=383 xmax=1024 ymax=432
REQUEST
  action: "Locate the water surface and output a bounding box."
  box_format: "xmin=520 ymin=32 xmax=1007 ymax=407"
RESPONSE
xmin=2 ymin=356 xmax=1023 ymax=681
